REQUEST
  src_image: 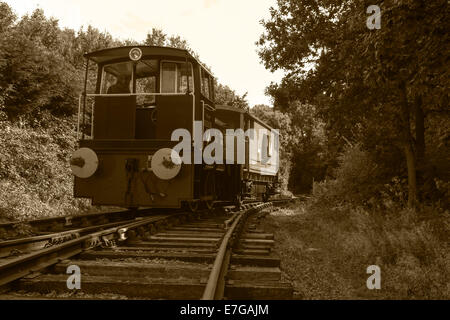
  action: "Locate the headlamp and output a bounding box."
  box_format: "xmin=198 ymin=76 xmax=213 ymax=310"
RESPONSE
xmin=129 ymin=47 xmax=142 ymax=61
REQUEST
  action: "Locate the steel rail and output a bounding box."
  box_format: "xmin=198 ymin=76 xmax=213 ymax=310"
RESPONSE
xmin=0 ymin=219 xmax=138 ymax=258
xmin=201 ymin=203 xmax=269 ymax=300
xmin=201 ymin=209 xmax=244 ymax=300
xmin=223 ymin=211 xmax=240 ymax=229
xmin=0 ymin=213 xmax=184 ymax=287
xmin=0 ymin=208 xmax=135 ymax=233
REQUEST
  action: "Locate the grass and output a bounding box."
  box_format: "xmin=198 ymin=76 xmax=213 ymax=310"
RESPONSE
xmin=261 ymin=201 xmax=450 ymax=299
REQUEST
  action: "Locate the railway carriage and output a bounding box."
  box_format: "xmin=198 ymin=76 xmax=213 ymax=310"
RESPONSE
xmin=71 ymin=46 xmax=279 ymax=210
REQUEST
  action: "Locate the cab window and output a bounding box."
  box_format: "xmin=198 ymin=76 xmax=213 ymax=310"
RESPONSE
xmin=135 ymin=59 xmax=158 ymax=106
xmin=200 ymin=68 xmax=213 ymax=100
xmin=101 ymin=61 xmax=133 ymax=94
xmin=160 ymin=61 xmax=193 ymax=93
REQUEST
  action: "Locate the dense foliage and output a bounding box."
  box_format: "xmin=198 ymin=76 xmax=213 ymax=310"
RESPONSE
xmin=257 ymin=0 xmax=449 ymax=208
xmin=256 ymin=1 xmax=449 ymax=299
xmin=0 ymin=116 xmax=91 ymax=221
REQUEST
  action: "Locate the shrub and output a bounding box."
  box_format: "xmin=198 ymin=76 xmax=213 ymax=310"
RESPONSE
xmin=312 ymin=143 xmax=380 ymax=206
xmin=0 ymin=118 xmax=90 ymax=221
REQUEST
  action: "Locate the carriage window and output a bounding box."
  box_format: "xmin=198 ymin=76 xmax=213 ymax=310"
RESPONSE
xmin=160 ymin=62 xmax=193 ymax=94
xmin=264 ymin=133 xmax=272 ymax=157
xmin=135 ymin=59 xmax=158 ymax=106
xmin=101 ymin=61 xmax=133 ymax=94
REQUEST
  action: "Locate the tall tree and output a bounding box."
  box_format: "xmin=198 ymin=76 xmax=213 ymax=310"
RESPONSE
xmin=145 ymin=28 xmax=167 ymax=46
xmin=258 ymin=0 xmax=449 ymax=207
xmin=144 ymin=28 xmax=200 ymax=59
xmin=215 ymin=84 xmax=249 ymax=110
xmin=0 ymin=7 xmax=81 ymax=119
xmin=0 ymin=2 xmax=15 ymax=33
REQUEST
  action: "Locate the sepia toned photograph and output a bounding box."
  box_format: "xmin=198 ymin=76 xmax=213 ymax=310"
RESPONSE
xmin=0 ymin=0 xmax=448 ymax=309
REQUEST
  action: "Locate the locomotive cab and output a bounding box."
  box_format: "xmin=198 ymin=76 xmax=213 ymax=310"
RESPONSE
xmin=86 ymin=49 xmax=196 ymax=141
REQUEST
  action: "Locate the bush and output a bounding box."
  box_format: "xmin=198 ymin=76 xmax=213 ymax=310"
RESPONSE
xmin=312 ymin=143 xmax=380 ymax=206
xmin=0 ymin=117 xmax=90 ymax=221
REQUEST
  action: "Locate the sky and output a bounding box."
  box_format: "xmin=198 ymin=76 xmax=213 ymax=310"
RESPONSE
xmin=4 ymin=0 xmax=284 ymax=107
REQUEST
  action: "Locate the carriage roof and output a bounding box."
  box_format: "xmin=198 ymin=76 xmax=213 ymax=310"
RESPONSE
xmin=215 ymin=105 xmax=275 ymax=131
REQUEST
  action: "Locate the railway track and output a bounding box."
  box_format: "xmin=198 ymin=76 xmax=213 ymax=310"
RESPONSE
xmin=0 ymin=201 xmax=293 ymax=299
xmin=0 ymin=208 xmax=160 ymax=240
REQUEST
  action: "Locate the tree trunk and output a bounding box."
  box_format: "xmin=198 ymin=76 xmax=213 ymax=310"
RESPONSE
xmin=414 ymin=95 xmax=425 ymax=203
xmin=414 ymin=95 xmax=425 ymax=163
xmin=404 ymin=143 xmax=417 ymax=208
xmin=399 ymin=82 xmax=417 ymax=208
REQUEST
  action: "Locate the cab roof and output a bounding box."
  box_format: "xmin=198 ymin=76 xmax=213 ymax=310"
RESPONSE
xmin=84 ymin=45 xmax=213 ymax=76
